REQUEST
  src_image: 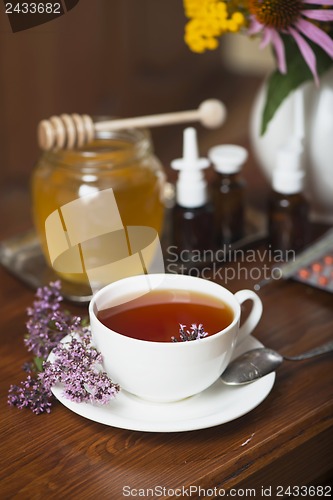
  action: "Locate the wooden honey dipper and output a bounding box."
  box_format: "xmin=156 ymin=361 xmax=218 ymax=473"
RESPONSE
xmin=37 ymin=99 xmax=226 ymax=151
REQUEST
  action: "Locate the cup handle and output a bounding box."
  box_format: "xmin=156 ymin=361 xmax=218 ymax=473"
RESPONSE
xmin=234 ymin=289 xmax=263 ymax=344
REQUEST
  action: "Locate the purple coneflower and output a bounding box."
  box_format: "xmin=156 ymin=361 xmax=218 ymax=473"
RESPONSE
xmin=248 ymin=0 xmax=333 ymax=84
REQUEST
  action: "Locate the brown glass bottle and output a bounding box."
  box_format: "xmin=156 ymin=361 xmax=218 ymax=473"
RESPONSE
xmin=172 ymin=202 xmax=215 ymax=258
xmin=213 ymin=171 xmax=246 ymax=245
xmin=269 ymin=191 xmax=309 ymax=258
xmin=171 ymin=127 xmax=215 ymax=259
xmin=209 ymin=145 xmax=248 ymax=246
xmin=268 ymin=145 xmax=309 ymax=259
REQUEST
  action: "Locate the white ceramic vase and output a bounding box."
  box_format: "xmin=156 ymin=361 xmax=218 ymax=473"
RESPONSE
xmin=250 ymin=67 xmax=333 ymax=224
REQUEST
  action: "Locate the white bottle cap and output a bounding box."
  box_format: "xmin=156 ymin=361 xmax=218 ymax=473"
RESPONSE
xmin=272 ymin=144 xmax=305 ymax=195
xmin=208 ymin=144 xmax=248 ymax=174
xmin=171 ymin=127 xmax=209 ymax=208
xmin=275 ymin=142 xmax=303 ymax=171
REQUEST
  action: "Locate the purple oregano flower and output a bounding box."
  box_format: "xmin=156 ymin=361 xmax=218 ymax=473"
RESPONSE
xmin=24 ymin=280 xmax=73 ymax=359
xmin=172 ymin=323 xmax=208 ymax=342
xmin=40 ymin=333 xmax=120 ymax=405
xmin=8 ymin=281 xmax=119 ymax=414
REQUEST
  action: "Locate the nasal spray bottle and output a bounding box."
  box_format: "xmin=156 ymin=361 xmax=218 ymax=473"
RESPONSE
xmin=171 ymin=127 xmax=214 ymax=257
xmin=269 ymin=142 xmax=309 ymax=259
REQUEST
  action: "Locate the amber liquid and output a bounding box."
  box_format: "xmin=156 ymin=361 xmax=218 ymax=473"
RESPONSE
xmin=97 ymin=289 xmax=234 ymax=342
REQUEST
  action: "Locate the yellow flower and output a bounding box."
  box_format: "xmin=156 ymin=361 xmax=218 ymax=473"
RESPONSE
xmin=183 ymin=0 xmax=246 ymax=52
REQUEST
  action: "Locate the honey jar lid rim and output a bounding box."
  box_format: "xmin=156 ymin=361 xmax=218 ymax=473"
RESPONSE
xmin=41 ymin=127 xmax=153 ymax=168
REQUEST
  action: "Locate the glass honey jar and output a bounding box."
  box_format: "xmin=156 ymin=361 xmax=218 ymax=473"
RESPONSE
xmin=32 ymin=128 xmax=166 ymax=286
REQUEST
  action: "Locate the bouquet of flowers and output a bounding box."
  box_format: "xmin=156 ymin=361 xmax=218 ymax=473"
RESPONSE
xmin=183 ymin=0 xmax=333 ymax=134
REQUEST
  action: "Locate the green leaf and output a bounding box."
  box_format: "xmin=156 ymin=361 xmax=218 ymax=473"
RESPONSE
xmin=261 ymin=35 xmax=333 ymax=135
xmin=80 ymin=316 xmax=90 ymax=327
xmin=33 ymin=356 xmax=44 ymax=372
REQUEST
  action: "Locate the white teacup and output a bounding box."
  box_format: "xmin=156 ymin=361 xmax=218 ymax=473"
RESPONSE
xmin=89 ymin=274 xmax=263 ymax=403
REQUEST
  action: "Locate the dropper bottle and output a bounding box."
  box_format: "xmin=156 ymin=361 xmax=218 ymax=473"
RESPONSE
xmin=209 ymin=145 xmax=248 ymax=245
xmin=171 ymin=127 xmax=214 ymax=257
xmin=268 ymin=143 xmax=309 ymax=259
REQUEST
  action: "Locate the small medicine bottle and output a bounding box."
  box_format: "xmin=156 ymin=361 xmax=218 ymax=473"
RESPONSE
xmin=171 ymin=127 xmax=214 ymax=257
xmin=268 ymin=144 xmax=309 ymax=259
xmin=209 ymin=145 xmax=248 ymax=246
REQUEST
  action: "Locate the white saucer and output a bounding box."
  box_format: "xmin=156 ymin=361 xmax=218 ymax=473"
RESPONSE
xmin=51 ymin=335 xmax=275 ymax=432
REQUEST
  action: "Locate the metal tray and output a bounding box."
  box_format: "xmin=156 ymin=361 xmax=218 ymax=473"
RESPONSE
xmin=0 ymin=208 xmax=267 ymax=303
xmin=0 ymin=231 xmax=92 ymax=303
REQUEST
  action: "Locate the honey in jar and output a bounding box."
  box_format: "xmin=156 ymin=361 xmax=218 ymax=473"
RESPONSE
xmin=32 ymin=128 xmax=166 ymax=286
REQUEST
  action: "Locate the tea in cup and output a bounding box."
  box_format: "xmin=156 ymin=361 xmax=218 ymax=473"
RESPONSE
xmin=89 ymin=274 xmax=263 ymax=402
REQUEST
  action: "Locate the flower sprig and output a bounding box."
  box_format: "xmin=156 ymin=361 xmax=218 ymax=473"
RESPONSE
xmin=40 ymin=332 xmax=120 ymax=406
xmin=172 ymin=323 xmax=208 ymax=342
xmin=8 ymin=281 xmax=119 ymax=415
xmin=24 ymin=280 xmax=77 ymax=359
xmin=184 ymin=0 xmax=246 ymax=53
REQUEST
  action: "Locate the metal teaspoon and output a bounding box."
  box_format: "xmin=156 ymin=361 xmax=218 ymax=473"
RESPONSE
xmin=221 ymin=340 xmax=333 ymax=385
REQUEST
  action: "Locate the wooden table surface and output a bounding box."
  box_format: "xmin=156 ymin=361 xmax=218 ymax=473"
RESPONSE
xmin=1 ymin=141 xmax=333 ymax=499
